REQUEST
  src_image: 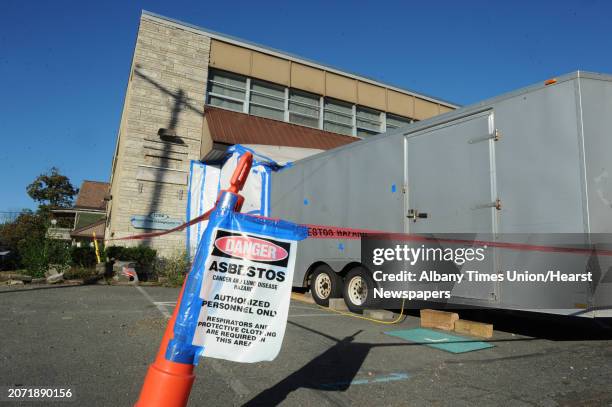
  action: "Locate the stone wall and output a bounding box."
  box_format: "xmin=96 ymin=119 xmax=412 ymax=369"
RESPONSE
xmin=106 ymin=14 xmax=211 ymax=256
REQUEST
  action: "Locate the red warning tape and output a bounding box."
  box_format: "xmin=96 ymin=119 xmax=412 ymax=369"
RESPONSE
xmin=273 ymin=219 xmax=612 ymax=256
xmin=306 ymin=225 xmax=612 ymax=256
xmin=305 ymin=224 xmax=378 ymax=239
xmin=107 ymin=208 xmax=215 ymax=241
xmin=106 ymin=210 xmax=612 ymax=257
xmin=313 ymin=229 xmax=612 ymax=256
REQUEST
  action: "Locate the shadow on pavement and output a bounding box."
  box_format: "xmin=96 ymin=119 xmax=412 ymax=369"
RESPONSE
xmin=242 ymin=320 xmax=540 ymax=406
xmin=242 ymin=326 xmax=367 ymax=406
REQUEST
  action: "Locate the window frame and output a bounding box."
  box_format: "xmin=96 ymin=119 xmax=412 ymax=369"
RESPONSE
xmin=206 ymin=70 xmax=248 ymax=112
xmin=205 ymin=69 xmax=418 ymax=137
xmin=356 ymin=106 xmax=383 ymax=137
xmin=248 ymin=79 xmax=286 ymax=120
xmin=385 ymin=113 xmax=414 ymax=131
xmin=288 ymin=89 xmax=321 ymax=129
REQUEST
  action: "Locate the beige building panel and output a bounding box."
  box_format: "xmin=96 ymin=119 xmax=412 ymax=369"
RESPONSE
xmin=414 ymin=97 xmax=440 ymax=120
xmin=357 ymin=81 xmax=386 ymax=111
xmin=387 ymin=90 xmax=415 ymax=118
xmin=209 ymin=40 xmax=251 ymax=76
xmin=290 ymin=63 xmax=325 ymax=95
xmin=251 ymin=52 xmax=290 ymax=86
xmin=325 ymin=72 xmax=357 ymax=103
xmin=439 ymin=105 xmax=453 ymax=114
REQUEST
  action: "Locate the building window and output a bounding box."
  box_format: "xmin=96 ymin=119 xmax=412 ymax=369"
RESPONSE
xmin=249 ymin=80 xmax=285 ymax=121
xmin=386 ymin=113 xmax=413 ymax=130
xmin=323 ymin=99 xmax=353 ymax=136
xmin=289 ymin=90 xmax=320 ymax=128
xmin=207 ymin=70 xmax=247 ymax=112
xmin=206 ymin=69 xmax=424 ymax=138
xmin=356 ymin=106 xmax=382 ymax=138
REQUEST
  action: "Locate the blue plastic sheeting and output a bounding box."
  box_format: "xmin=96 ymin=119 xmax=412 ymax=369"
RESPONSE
xmin=384 ymin=328 xmax=494 ymax=354
xmin=167 ymin=191 xmax=308 ymax=365
xmin=186 ymin=145 xmax=288 ymax=259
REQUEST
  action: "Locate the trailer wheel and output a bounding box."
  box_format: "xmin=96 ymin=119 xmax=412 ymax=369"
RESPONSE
xmin=343 ymin=267 xmax=377 ymax=314
xmin=310 ymin=265 xmax=342 ymax=306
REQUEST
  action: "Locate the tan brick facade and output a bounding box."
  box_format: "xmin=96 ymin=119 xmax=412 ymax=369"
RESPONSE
xmin=105 ymin=15 xmax=211 ymax=256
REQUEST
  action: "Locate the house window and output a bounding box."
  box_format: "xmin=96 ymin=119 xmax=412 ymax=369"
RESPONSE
xmin=386 ymin=113 xmax=413 ymax=130
xmin=249 ymin=80 xmax=285 ymax=121
xmin=323 ymin=98 xmax=353 ymax=136
xmin=289 ymin=90 xmax=320 ymax=128
xmin=356 ymin=106 xmax=382 ymax=138
xmin=207 ymin=70 xmax=247 ymax=112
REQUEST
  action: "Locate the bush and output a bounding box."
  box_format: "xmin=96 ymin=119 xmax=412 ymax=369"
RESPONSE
xmin=155 ymin=251 xmax=190 ymax=287
xmin=106 ymin=245 xmax=157 ymax=280
xmin=105 ymin=246 xmax=124 ymax=261
xmin=19 ymin=239 xmax=47 ymax=277
xmin=19 ymin=237 xmax=71 ymax=278
xmin=106 ymin=245 xmax=156 ymax=269
xmin=70 ymin=246 xmax=97 ymax=268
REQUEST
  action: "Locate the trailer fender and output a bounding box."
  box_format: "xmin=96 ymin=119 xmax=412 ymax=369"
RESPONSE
xmin=340 ymin=262 xmax=363 ymax=278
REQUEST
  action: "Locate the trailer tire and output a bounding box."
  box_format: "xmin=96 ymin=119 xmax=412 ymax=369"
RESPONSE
xmin=310 ymin=265 xmax=342 ymax=306
xmin=343 ymin=267 xmax=378 ymax=314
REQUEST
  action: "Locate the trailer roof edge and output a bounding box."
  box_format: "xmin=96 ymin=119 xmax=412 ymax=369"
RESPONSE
xmin=288 ymin=71 xmax=611 ymax=167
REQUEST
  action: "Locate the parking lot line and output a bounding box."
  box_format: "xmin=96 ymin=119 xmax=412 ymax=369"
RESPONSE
xmin=290 ymin=304 xmax=320 ymax=310
xmin=134 ymin=286 xmax=252 ymax=398
xmin=136 ymin=286 xmax=171 ymax=318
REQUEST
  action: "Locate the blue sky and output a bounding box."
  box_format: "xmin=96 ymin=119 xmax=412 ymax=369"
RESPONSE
xmin=1 ymin=0 xmax=611 ymax=214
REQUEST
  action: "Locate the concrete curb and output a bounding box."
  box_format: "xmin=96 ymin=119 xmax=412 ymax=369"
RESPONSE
xmin=290 ymin=292 xmax=316 ymax=304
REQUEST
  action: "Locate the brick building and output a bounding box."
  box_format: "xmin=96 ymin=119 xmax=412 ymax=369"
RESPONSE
xmin=105 ymin=11 xmax=457 ymax=255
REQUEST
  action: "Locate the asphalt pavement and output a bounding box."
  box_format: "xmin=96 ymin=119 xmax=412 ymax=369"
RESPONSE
xmin=1 ymin=284 xmax=611 ymax=406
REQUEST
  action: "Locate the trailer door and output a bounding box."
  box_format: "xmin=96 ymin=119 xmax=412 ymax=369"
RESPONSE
xmin=405 ymin=110 xmax=499 ymax=302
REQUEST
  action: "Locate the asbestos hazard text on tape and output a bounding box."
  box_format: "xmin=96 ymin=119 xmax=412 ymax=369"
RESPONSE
xmin=193 ymin=228 xmax=298 ymax=363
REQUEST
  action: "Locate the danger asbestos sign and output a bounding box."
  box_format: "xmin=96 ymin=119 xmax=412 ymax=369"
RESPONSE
xmin=192 ymin=228 xmax=298 ymax=363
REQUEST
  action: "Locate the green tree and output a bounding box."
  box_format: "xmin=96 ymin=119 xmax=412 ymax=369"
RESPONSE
xmin=0 ymin=210 xmax=73 ymax=275
xmin=26 ymin=167 xmax=78 ymax=209
xmin=0 ymin=210 xmax=47 ymax=270
xmin=0 ymin=210 xmax=46 ymax=249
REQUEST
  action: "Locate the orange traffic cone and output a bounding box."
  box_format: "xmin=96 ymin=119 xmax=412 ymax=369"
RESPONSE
xmin=135 ymin=282 xmax=195 ymax=407
xmin=135 ymin=152 xmax=253 ymax=406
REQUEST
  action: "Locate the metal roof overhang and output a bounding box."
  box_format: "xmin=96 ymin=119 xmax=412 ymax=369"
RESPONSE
xmin=200 ymin=107 xmax=358 ymax=161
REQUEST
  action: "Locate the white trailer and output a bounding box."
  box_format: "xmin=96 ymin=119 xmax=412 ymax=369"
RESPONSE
xmin=270 ymin=71 xmax=612 ymax=317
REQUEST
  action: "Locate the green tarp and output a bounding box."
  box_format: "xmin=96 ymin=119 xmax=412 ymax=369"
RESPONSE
xmin=384 ymin=328 xmax=494 ymax=354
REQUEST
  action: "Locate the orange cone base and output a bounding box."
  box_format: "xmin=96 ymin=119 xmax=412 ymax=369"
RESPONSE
xmin=135 ymin=359 xmax=195 ymax=407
